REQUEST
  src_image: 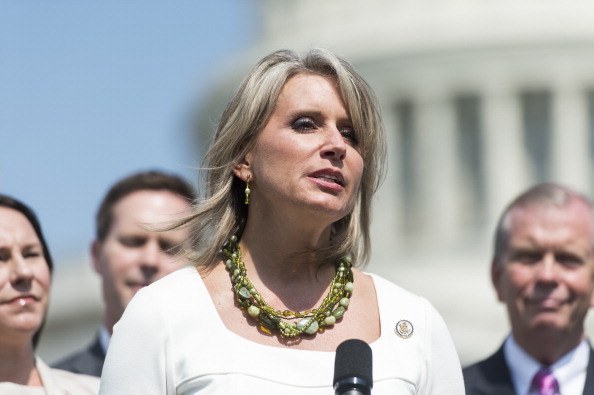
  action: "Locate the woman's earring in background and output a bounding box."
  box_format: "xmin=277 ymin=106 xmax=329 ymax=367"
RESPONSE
xmin=244 ymin=174 xmax=251 ymax=205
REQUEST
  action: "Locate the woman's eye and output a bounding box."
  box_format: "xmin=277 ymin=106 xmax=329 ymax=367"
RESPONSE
xmin=340 ymin=127 xmax=359 ymax=145
xmin=23 ymin=247 xmax=42 ymax=259
xmin=291 ymin=117 xmax=317 ymax=131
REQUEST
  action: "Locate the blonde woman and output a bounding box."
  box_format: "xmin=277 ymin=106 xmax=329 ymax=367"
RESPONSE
xmin=100 ymin=49 xmax=464 ymax=394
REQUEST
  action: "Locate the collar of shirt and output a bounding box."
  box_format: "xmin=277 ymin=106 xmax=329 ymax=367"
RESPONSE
xmin=504 ymin=334 xmax=590 ymax=395
xmin=99 ymin=325 xmax=111 ymax=355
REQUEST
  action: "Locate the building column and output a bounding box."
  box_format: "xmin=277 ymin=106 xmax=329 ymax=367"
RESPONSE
xmin=413 ymin=90 xmax=462 ymax=244
xmin=368 ymin=91 xmax=402 ymax=259
xmin=482 ymin=85 xmax=529 ymax=228
xmin=552 ymin=83 xmax=590 ymax=191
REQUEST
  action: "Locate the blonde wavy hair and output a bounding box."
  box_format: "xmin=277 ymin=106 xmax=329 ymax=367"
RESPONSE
xmin=182 ymin=48 xmax=386 ymax=269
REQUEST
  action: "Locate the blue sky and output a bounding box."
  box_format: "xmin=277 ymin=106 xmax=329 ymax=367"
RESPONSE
xmin=0 ymin=1 xmax=258 ymax=264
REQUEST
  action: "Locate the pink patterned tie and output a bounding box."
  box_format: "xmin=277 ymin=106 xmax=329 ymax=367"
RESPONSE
xmin=531 ymin=368 xmax=560 ymax=395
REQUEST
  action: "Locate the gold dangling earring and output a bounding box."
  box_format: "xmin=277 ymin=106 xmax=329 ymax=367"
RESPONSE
xmin=244 ymin=174 xmax=251 ymax=205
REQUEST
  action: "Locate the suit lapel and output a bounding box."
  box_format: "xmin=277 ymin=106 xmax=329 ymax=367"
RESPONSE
xmin=469 ymin=345 xmax=516 ymax=395
xmin=582 ymin=347 xmax=594 ymax=395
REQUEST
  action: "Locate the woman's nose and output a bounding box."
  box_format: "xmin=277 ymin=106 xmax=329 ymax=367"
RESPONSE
xmin=11 ymin=254 xmax=34 ymax=286
xmin=321 ymin=127 xmax=347 ymax=161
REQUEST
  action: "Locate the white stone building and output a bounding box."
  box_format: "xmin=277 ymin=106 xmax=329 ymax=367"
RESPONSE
xmin=39 ymin=0 xmax=594 ymax=367
xmin=196 ymin=0 xmax=594 ymax=364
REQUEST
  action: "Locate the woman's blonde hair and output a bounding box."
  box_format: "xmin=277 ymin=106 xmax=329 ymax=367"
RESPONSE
xmin=183 ymin=48 xmax=386 ymax=268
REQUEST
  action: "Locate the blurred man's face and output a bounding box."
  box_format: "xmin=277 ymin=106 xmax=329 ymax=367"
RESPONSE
xmin=492 ymin=200 xmax=594 ymax=346
xmin=93 ymin=190 xmax=189 ymax=332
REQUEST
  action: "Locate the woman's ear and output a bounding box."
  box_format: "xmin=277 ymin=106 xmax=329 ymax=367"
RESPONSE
xmin=232 ymin=152 xmax=251 ymax=181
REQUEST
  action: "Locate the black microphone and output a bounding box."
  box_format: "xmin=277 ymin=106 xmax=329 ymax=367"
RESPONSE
xmin=333 ymin=339 xmax=373 ymax=395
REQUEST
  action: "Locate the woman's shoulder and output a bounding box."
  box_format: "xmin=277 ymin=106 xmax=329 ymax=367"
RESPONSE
xmin=364 ymin=271 xmax=445 ymax=331
xmin=141 ymin=265 xmax=203 ymax=295
xmin=49 ymin=369 xmax=100 ymax=394
xmin=365 ymin=271 xmax=428 ymax=305
xmin=36 ymin=356 xmax=100 ymax=394
xmin=0 ymin=382 xmax=45 ymax=394
xmin=124 ymin=265 xmax=211 ymax=318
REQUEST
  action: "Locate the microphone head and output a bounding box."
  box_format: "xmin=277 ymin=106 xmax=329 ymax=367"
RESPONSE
xmin=333 ymin=339 xmax=373 ymax=394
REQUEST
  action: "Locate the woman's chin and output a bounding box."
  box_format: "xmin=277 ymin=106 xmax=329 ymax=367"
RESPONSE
xmin=2 ymin=314 xmax=45 ymax=335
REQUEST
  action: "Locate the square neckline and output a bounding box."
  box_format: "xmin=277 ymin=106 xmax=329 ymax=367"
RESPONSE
xmin=189 ymin=266 xmax=386 ymax=355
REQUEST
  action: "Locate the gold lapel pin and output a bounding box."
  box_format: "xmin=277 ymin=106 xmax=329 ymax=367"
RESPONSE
xmin=395 ymin=320 xmax=414 ymax=339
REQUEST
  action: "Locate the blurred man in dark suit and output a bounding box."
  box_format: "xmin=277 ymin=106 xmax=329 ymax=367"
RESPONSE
xmin=463 ymin=183 xmax=594 ymax=395
xmin=53 ymin=170 xmax=194 ymax=377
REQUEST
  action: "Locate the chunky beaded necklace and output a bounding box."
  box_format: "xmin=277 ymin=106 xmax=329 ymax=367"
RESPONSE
xmin=221 ymin=235 xmax=354 ymax=337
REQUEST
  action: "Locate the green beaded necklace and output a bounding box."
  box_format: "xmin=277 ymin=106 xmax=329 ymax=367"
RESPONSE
xmin=221 ymin=235 xmax=354 ymax=337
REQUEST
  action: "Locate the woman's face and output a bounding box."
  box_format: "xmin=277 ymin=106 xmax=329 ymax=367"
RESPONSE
xmin=0 ymin=207 xmax=50 ymax=340
xmin=242 ymin=73 xmax=364 ymax=225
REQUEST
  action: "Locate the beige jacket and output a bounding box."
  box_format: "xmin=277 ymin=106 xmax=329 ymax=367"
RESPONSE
xmin=0 ymin=356 xmax=99 ymax=395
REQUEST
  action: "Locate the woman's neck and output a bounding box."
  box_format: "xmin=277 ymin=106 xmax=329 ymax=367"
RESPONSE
xmin=233 ymin=223 xmax=339 ymax=314
xmin=0 ymin=341 xmax=41 ymax=386
xmin=239 ymin=219 xmax=333 ymax=282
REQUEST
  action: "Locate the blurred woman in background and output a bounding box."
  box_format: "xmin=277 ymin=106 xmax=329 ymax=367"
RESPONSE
xmin=0 ymin=194 xmax=99 ymax=394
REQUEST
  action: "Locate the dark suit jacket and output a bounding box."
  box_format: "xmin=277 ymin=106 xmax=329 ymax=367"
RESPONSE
xmin=52 ymin=334 xmax=106 ymax=377
xmin=463 ymin=343 xmax=594 ymax=395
